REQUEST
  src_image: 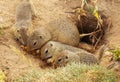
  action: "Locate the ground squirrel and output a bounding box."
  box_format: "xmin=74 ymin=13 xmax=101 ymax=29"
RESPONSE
xmin=27 ymin=18 xmax=80 ymax=51
xmin=41 ymin=41 xmax=80 ymax=60
xmin=51 ymin=50 xmax=98 ymax=68
xmin=12 ymin=0 xmax=36 ymax=45
xmin=40 ymin=41 xmax=105 ymax=68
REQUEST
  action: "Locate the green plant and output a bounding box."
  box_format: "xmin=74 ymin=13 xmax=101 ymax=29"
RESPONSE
xmin=111 ymin=48 xmax=120 ymax=61
xmin=0 ymin=70 xmax=5 ymax=82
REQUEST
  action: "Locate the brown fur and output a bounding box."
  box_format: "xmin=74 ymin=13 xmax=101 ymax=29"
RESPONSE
xmin=51 ymin=50 xmax=98 ymax=68
xmin=40 ymin=41 xmax=105 ymax=68
xmin=12 ymin=0 xmax=36 ymax=45
xmin=27 ymin=18 xmax=80 ymax=51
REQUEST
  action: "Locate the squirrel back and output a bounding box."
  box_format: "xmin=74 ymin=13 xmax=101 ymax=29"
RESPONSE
xmin=27 ymin=18 xmax=80 ymax=51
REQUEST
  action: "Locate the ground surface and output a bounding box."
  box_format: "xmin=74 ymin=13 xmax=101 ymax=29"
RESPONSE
xmin=0 ymin=0 xmax=120 ymax=81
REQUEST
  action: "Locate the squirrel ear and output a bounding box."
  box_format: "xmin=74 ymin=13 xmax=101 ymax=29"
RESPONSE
xmin=39 ymin=36 xmax=42 ymax=39
xmin=17 ymin=29 xmax=20 ymax=32
xmin=65 ymin=56 xmax=68 ymax=59
xmin=50 ymin=43 xmax=53 ymax=46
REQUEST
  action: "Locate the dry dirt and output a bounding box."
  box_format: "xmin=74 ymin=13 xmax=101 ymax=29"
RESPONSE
xmin=0 ymin=0 xmax=120 ymax=81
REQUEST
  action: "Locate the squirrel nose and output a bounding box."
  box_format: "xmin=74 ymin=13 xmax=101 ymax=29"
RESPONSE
xmin=53 ymin=64 xmax=57 ymax=69
xmin=41 ymin=58 xmax=46 ymax=61
xmin=26 ymin=47 xmax=30 ymax=51
xmin=26 ymin=47 xmax=33 ymax=52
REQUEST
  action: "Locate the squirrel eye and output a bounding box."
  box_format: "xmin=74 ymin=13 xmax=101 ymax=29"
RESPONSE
xmin=45 ymin=49 xmax=48 ymax=54
xmin=19 ymin=36 xmax=21 ymax=39
xmin=18 ymin=36 xmax=22 ymax=39
xmin=65 ymin=56 xmax=68 ymax=59
xmin=58 ymin=58 xmax=62 ymax=62
xmin=16 ymin=36 xmax=21 ymax=41
xmin=33 ymin=41 xmax=37 ymax=46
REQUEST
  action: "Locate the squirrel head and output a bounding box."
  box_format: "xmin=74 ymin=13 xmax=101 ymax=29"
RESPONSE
xmin=27 ymin=28 xmax=51 ymax=51
xmin=40 ymin=41 xmax=54 ymax=61
xmin=51 ymin=50 xmax=69 ymax=69
xmin=13 ymin=26 xmax=28 ymax=45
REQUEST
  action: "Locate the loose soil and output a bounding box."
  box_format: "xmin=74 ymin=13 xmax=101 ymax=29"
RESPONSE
xmin=0 ymin=0 xmax=120 ymax=81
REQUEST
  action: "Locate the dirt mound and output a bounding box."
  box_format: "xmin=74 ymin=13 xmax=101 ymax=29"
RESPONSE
xmin=98 ymin=0 xmax=120 ymax=49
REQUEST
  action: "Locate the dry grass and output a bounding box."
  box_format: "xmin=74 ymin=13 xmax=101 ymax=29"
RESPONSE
xmin=13 ymin=63 xmax=117 ymax=82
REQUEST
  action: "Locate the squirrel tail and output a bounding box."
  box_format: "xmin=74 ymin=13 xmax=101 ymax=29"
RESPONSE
xmin=97 ymin=45 xmax=106 ymax=64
